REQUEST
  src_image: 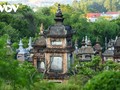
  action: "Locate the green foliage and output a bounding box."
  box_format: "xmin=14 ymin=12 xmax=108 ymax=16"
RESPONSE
xmin=0 ymin=34 xmax=9 ymax=58
xmin=32 ymin=80 xmax=55 ymax=90
xmin=72 ymin=17 xmax=119 ymax=47
xmin=35 ymin=7 xmax=54 ymax=31
xmin=84 ymin=71 xmax=120 ymax=90
xmin=78 ymin=56 xmax=102 ymax=78
xmin=0 ymin=59 xmax=40 ymax=89
xmin=0 ymin=4 xmax=37 ymax=42
xmin=72 ymin=0 xmax=120 ymax=13
xmin=54 ymin=83 xmax=80 ymax=90
xmin=0 ymin=35 xmax=41 ymax=90
xmin=112 ymin=17 xmax=120 ymax=36
xmin=2 ymin=25 xmax=19 ymax=42
xmin=88 ymin=2 xmax=107 ymax=13
xmin=22 ymin=37 xmax=29 ymax=48
xmin=71 ymin=55 xmax=120 ymax=90
xmin=68 ymin=75 xmax=88 ymax=89
xmin=103 ymin=60 xmax=120 ymax=71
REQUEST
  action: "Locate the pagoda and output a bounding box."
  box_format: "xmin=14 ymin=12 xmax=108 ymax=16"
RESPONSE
xmin=33 ymin=4 xmax=74 ymax=79
xmin=77 ymin=36 xmax=95 ymax=62
xmin=33 ymin=23 xmax=46 ymax=72
xmin=102 ymin=39 xmax=115 ymax=62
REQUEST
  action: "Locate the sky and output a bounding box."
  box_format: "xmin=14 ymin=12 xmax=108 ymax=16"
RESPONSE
xmin=0 ymin=0 xmax=73 ymax=7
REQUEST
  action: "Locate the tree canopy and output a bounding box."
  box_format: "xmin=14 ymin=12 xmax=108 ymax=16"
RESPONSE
xmin=84 ymin=71 xmax=120 ymax=90
xmin=72 ymin=0 xmax=120 ymax=13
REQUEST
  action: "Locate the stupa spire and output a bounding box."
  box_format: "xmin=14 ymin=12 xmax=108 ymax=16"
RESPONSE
xmin=18 ymin=39 xmax=24 ymax=50
xmin=87 ymin=38 xmax=92 ymax=46
xmin=27 ymin=37 xmax=33 ymax=51
xmin=85 ymin=36 xmax=88 ymax=47
xmin=82 ymin=37 xmax=85 ymax=46
xmin=54 ymin=4 xmax=64 ymax=23
xmin=17 ymin=39 xmax=27 ymax=54
xmin=40 ymin=23 xmax=44 ymax=35
xmin=75 ymin=39 xmax=78 ymax=50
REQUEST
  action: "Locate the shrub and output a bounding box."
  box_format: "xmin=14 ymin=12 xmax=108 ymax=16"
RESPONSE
xmin=84 ymin=71 xmax=120 ymax=90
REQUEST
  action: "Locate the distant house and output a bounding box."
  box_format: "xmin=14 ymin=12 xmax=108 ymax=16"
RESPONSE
xmin=86 ymin=13 xmax=101 ymax=22
xmin=86 ymin=12 xmax=120 ymax=22
xmin=101 ymin=12 xmax=120 ymax=20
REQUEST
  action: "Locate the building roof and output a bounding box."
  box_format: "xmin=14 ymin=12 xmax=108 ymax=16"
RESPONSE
xmin=17 ymin=39 xmax=28 ymax=54
xmin=34 ymin=23 xmax=46 ymax=47
xmin=77 ymin=36 xmax=94 ymax=55
xmin=78 ymin=46 xmax=95 ymax=54
xmin=26 ymin=37 xmax=33 ymax=51
xmin=102 ymin=49 xmax=114 ymax=56
xmin=106 ymin=12 xmax=119 ymax=14
xmin=45 ymin=25 xmax=73 ymax=37
xmin=86 ymin=13 xmax=101 ymax=18
xmin=34 ymin=36 xmax=46 ymax=46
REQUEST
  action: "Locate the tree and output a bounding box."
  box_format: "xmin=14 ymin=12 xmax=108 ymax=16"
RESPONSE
xmin=72 ymin=0 xmax=79 ymax=11
xmin=92 ymin=18 xmax=119 ymax=46
xmin=88 ymin=2 xmax=107 ymax=13
xmin=35 ymin=7 xmax=54 ymax=32
xmin=71 ymin=18 xmax=93 ymax=46
xmin=84 ymin=71 xmax=120 ymax=90
xmin=0 ymin=3 xmax=37 ymax=42
xmin=72 ymin=55 xmax=120 ymax=89
xmin=2 ymin=25 xmax=19 ymax=42
xmin=0 ymin=35 xmax=40 ymax=90
xmin=104 ymin=0 xmax=112 ymax=11
xmin=112 ymin=18 xmax=120 ymax=36
xmin=104 ymin=0 xmax=120 ymax=11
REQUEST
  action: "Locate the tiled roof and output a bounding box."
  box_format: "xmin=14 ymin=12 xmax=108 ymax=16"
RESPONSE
xmin=106 ymin=12 xmax=119 ymax=14
xmin=86 ymin=13 xmax=101 ymax=18
xmin=45 ymin=24 xmax=73 ymax=37
xmin=102 ymin=49 xmax=114 ymax=56
xmin=78 ymin=46 xmax=94 ymax=54
xmin=34 ymin=36 xmax=46 ymax=46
